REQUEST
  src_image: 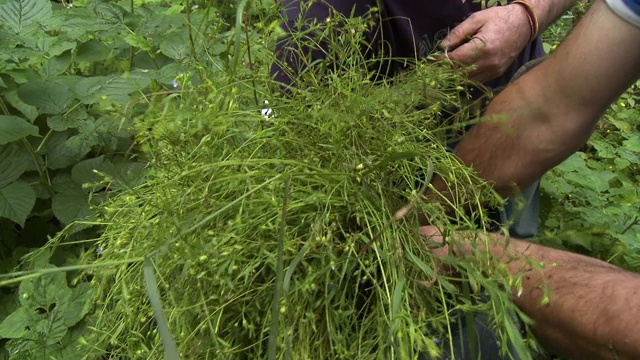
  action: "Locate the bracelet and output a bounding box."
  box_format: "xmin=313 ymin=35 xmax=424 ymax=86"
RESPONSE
xmin=512 ymin=0 xmax=539 ymax=43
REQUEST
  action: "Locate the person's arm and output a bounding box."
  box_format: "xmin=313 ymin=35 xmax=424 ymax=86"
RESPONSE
xmin=481 ymin=235 xmax=640 ymax=359
xmin=440 ymin=0 xmax=577 ymax=82
xmin=438 ymin=0 xmax=640 ymax=198
xmin=420 ymin=226 xmax=640 ymax=359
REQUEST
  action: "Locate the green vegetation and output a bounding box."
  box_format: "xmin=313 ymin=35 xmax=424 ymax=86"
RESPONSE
xmin=0 ymin=1 xmax=638 ymax=359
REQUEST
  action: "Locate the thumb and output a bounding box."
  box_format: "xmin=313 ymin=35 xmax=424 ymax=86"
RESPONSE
xmin=440 ymin=15 xmax=482 ymax=50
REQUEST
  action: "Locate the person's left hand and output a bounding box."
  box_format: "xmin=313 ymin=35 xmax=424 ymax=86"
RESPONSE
xmin=438 ymin=4 xmax=532 ymax=83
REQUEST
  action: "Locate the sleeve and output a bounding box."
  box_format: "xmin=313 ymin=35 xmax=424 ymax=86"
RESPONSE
xmin=605 ymin=0 xmax=640 ymax=27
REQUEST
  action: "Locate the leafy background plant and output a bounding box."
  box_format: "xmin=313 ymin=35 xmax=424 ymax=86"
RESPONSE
xmin=0 ymin=0 xmax=637 ymax=359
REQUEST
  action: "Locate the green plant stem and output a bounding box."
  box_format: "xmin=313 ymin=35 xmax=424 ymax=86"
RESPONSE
xmin=143 ymin=257 xmax=181 ymax=360
xmin=268 ymin=177 xmax=291 ymax=360
xmin=184 ymin=0 xmax=199 ymax=64
xmin=0 ymin=97 xmax=10 ymax=115
xmin=621 ymin=216 xmax=639 ymax=235
xmin=244 ymin=12 xmax=259 ymax=107
xmin=0 ymin=258 xmax=144 ymax=287
xmin=230 ymin=0 xmax=250 ymax=81
xmin=20 ymin=138 xmax=55 ymax=198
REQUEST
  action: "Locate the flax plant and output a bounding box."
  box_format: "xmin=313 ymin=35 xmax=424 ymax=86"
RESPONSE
xmin=72 ymin=8 xmax=535 ymax=360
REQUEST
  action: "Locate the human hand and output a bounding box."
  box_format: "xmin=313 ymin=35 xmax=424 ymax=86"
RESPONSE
xmin=438 ymin=4 xmax=532 ymax=83
xmin=419 ymin=225 xmax=448 ymax=257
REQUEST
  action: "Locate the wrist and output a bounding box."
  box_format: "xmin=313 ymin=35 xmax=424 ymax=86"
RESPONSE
xmin=511 ymin=0 xmax=540 ymax=42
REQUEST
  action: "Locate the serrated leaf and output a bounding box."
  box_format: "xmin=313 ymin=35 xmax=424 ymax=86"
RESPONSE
xmin=160 ymin=31 xmax=190 ymax=60
xmin=0 ymin=181 xmax=36 ymax=226
xmin=0 ymin=308 xmax=31 ymax=339
xmin=124 ymin=33 xmax=151 ymax=51
xmin=37 ymin=311 xmax=68 ymax=345
xmin=47 ymin=39 xmax=76 ymax=57
xmin=76 ymin=39 xmax=112 ymax=63
xmin=61 ymin=283 xmax=92 ymax=327
xmin=44 ymin=131 xmax=83 ymax=170
xmin=65 ymin=123 xmax=100 ymax=157
xmin=4 ymin=90 xmax=38 ymax=122
xmin=0 ymin=115 xmax=39 ymax=145
xmin=92 ymin=2 xmax=124 ymax=23
xmin=623 ymin=136 xmax=640 ymax=152
xmin=18 ymin=79 xmax=74 ymax=114
xmin=42 ymin=49 xmax=72 ymax=76
xmin=5 ymin=68 xmax=38 ymax=84
xmin=157 ymin=62 xmax=186 ymax=84
xmin=74 ymin=75 xmax=148 ymax=105
xmin=0 ymin=0 xmax=52 ymax=34
xmin=47 ymin=108 xmax=89 ymax=131
xmin=19 ymin=265 xmax=70 ymax=307
xmin=71 ymin=155 xmax=114 ymax=186
xmin=0 ymin=143 xmax=31 ymax=188
xmin=51 ymin=191 xmax=92 ymax=224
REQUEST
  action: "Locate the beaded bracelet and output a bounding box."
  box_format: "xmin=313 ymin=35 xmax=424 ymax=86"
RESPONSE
xmin=512 ymin=0 xmax=539 ymax=43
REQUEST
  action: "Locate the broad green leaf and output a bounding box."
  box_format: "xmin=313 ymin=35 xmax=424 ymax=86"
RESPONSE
xmin=160 ymin=32 xmax=190 ymax=60
xmin=51 ymin=172 xmax=82 ymax=195
xmin=0 ymin=181 xmax=36 ymax=227
xmin=71 ymin=155 xmax=115 ymax=186
xmin=76 ymin=40 xmax=112 ymax=63
xmin=47 ymin=108 xmax=89 ymax=131
xmin=0 ymin=143 xmax=31 ymax=188
xmin=51 ymin=191 xmax=92 ymax=224
xmin=0 ymin=0 xmax=52 ymax=34
xmin=44 ymin=131 xmax=83 ymax=170
xmin=18 ymin=79 xmax=74 ymax=114
xmin=43 ymin=49 xmax=73 ymax=76
xmin=3 ymin=90 xmax=38 ymax=122
xmin=0 ymin=29 xmax=20 ymax=48
xmin=19 ymin=265 xmax=70 ymax=308
xmin=92 ymin=2 xmax=125 ymax=23
xmin=0 ymin=115 xmax=38 ymax=145
xmin=0 ymin=308 xmax=30 ymax=339
xmin=74 ymin=75 xmax=148 ymax=105
xmin=157 ymin=62 xmax=187 ymax=84
xmin=623 ymin=136 xmax=640 ymax=152
xmin=36 ymin=311 xmax=68 ymax=345
xmin=65 ymin=123 xmax=101 ymax=158
xmin=124 ymin=33 xmax=152 ymax=52
xmin=4 ymin=68 xmax=38 ymax=84
xmin=61 ymin=283 xmax=92 ymax=327
xmin=47 ymin=39 xmax=76 ymax=57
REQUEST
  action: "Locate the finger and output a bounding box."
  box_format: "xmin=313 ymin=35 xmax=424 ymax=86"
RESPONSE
xmin=445 ymin=37 xmax=486 ymax=65
xmin=440 ymin=14 xmax=482 ymax=50
xmin=419 ymin=225 xmax=440 ymax=238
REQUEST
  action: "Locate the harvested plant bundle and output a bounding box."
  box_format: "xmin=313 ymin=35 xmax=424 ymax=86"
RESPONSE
xmin=80 ymin=9 xmax=533 ymax=358
xmin=83 ymin=60 xmax=530 ymax=360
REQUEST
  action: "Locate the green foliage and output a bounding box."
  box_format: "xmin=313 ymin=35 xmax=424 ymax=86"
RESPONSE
xmin=70 ymin=10 xmax=534 ymax=360
xmin=539 ymin=81 xmax=640 ymax=269
xmin=0 ymin=0 xmax=265 ymax=239
xmin=0 ymin=0 xmax=267 ymax=357
xmin=0 ymin=255 xmax=94 ymax=359
xmin=0 ymin=1 xmax=637 ymax=359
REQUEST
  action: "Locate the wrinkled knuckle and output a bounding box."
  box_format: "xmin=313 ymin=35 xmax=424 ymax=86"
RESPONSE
xmin=449 ymin=27 xmax=465 ymax=40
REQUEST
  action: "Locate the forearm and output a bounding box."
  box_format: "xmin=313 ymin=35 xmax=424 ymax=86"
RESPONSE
xmin=485 ymin=236 xmax=640 ymax=359
xmin=445 ymin=0 xmax=640 ymax=198
xmin=526 ymin=0 xmax=578 ymax=32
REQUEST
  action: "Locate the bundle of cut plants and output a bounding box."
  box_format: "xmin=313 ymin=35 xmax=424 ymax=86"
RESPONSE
xmin=77 ymin=20 xmax=534 ymax=359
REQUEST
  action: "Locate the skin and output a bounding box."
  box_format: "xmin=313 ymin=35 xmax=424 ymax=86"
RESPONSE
xmin=421 ymin=1 xmax=640 ymax=358
xmin=440 ymin=0 xmax=577 ymax=82
xmin=420 ymin=226 xmax=640 ymax=359
xmin=437 ymin=0 xmax=640 ymax=198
